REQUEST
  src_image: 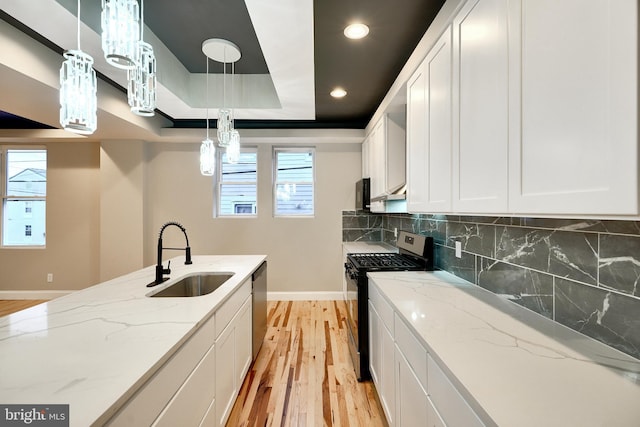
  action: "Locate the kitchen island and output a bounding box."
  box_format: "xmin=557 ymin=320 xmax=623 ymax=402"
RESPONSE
xmin=368 ymin=271 xmax=640 ymax=427
xmin=0 ymin=255 xmax=266 ymax=427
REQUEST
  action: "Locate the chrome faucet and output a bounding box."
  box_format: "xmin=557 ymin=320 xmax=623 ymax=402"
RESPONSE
xmin=149 ymin=221 xmax=193 ymax=287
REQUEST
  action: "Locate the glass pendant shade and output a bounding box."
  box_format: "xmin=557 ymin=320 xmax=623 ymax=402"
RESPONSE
xmin=128 ymin=40 xmax=156 ymax=116
xmin=60 ymin=49 xmax=97 ymax=135
xmin=217 ymin=109 xmax=232 ymax=147
xmin=101 ymin=0 xmax=139 ymax=69
xmin=200 ymin=138 xmax=216 ymax=176
xmin=227 ymin=130 xmax=240 ymax=164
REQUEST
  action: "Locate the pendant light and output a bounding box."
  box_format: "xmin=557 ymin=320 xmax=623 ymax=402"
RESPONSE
xmin=201 ymin=39 xmax=241 ymax=149
xmin=127 ymin=0 xmax=156 ymax=116
xmin=101 ymin=0 xmax=139 ymax=69
xmin=200 ymin=45 xmax=215 ymax=176
xmin=60 ymin=0 xmax=97 ymax=135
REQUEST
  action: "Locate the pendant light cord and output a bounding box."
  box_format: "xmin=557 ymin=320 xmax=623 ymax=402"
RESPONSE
xmin=223 ymin=47 xmax=227 ymax=111
xmin=206 ymin=55 xmax=210 ymax=139
xmin=140 ymin=0 xmax=144 ymax=41
xmin=76 ymin=0 xmax=81 ymax=50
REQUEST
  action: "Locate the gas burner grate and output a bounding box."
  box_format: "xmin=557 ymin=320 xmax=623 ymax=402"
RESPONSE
xmin=348 ymin=253 xmax=422 ymax=269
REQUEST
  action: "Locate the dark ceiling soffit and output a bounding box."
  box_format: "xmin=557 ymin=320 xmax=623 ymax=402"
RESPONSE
xmin=170 ymin=118 xmax=370 ymax=130
xmin=0 ymin=11 xmax=369 ymax=130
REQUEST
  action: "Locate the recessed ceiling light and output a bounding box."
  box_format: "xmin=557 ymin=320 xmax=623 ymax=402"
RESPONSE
xmin=344 ymin=23 xmax=369 ymax=40
xmin=330 ymin=88 xmax=347 ymax=98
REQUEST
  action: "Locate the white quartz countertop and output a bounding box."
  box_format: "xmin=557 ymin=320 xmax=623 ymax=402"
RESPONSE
xmin=343 ymin=241 xmax=397 ymax=254
xmin=0 ymin=255 xmax=266 ymax=427
xmin=368 ymin=271 xmax=640 ymax=427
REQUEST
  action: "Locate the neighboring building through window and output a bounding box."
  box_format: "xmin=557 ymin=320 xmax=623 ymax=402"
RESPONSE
xmin=1 ymin=148 xmax=47 ymax=246
xmin=217 ymin=149 xmax=258 ymax=217
xmin=273 ymin=148 xmax=314 ymax=216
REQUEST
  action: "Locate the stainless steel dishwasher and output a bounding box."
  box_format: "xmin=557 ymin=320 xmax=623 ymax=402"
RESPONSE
xmin=252 ymin=261 xmax=267 ymax=359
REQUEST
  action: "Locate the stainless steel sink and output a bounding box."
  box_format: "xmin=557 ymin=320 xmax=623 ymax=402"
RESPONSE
xmin=148 ymin=273 xmax=234 ymax=297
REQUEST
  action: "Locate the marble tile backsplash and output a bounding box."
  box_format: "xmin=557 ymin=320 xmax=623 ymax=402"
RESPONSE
xmin=342 ymin=211 xmax=640 ymax=360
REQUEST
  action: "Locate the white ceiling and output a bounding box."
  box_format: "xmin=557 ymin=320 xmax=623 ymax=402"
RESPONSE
xmin=1 ymin=0 xmax=316 ymax=121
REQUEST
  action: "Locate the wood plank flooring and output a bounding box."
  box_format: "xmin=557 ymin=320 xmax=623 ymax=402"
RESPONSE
xmin=226 ymin=300 xmax=387 ymax=427
xmin=0 ymin=300 xmax=48 ymax=317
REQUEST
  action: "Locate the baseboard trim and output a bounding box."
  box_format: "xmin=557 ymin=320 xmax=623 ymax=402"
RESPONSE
xmin=0 ymin=290 xmax=73 ymax=300
xmin=267 ymin=291 xmax=343 ymax=301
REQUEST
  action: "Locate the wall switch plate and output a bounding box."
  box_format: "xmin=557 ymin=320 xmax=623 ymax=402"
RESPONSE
xmin=47 ymin=273 xmax=53 ymax=283
xmin=455 ymin=241 xmax=462 ymax=258
xmin=394 ymin=227 xmax=398 ymax=238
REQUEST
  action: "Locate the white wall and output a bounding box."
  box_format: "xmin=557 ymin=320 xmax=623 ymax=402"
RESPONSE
xmin=100 ymin=140 xmax=146 ymax=282
xmin=0 ymin=141 xmax=100 ymax=294
xmin=144 ymin=142 xmax=361 ymax=294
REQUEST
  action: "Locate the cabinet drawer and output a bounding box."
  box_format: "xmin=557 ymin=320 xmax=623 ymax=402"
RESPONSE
xmin=427 ymin=396 xmax=446 ymax=427
xmin=106 ymin=313 xmax=216 ymax=426
xmin=369 ymin=281 xmax=394 ymax=333
xmin=428 ymin=354 xmax=484 ymax=427
xmin=215 ymin=278 xmax=251 ymax=337
xmin=394 ymin=313 xmax=427 ymax=391
xmin=152 ymin=340 xmax=216 ymax=427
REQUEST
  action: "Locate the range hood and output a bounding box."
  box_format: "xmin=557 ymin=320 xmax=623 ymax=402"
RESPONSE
xmin=371 ymin=184 xmax=406 ymax=202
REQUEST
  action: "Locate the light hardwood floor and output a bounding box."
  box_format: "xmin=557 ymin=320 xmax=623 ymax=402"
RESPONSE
xmin=0 ymin=299 xmax=386 ymax=426
xmin=227 ymin=300 xmax=387 ymax=427
xmin=0 ymin=299 xmax=48 ymax=317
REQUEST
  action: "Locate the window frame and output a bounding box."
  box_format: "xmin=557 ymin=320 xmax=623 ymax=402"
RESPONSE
xmin=272 ymin=147 xmax=315 ymax=218
xmin=215 ymin=146 xmax=258 ymax=218
xmin=0 ymin=146 xmax=47 ymax=248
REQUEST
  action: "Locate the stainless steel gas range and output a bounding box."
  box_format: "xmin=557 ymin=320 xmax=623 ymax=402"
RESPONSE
xmin=344 ymin=231 xmax=434 ymax=381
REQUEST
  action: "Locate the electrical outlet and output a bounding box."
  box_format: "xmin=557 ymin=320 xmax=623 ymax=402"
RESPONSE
xmin=47 ymin=273 xmax=53 ymax=283
xmin=394 ymin=227 xmax=398 ymax=238
xmin=455 ymin=241 xmax=462 ymax=259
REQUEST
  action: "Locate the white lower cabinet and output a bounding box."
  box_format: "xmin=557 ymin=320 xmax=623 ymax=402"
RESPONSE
xmin=106 ymin=278 xmax=253 ymax=427
xmin=369 ymin=280 xmax=485 ymax=427
xmin=369 ymin=290 xmax=396 ymax=425
xmin=215 ymin=294 xmax=252 ymax=427
xmin=395 ymin=347 xmax=429 ymax=427
xmin=427 ymin=355 xmax=484 ymax=427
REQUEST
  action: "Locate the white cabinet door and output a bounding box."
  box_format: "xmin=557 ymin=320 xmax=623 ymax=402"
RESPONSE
xmin=452 ymin=0 xmax=509 ymax=213
xmin=215 ymin=315 xmax=236 ymax=427
xmin=428 ymin=354 xmax=484 ymax=427
xmin=235 ymin=297 xmax=252 ymax=387
xmin=215 ymin=296 xmax=252 ymax=427
xmin=395 ymin=346 xmax=428 ymax=427
xmin=369 ymin=299 xmax=396 ymax=425
xmin=423 ymin=25 xmax=453 ymax=212
xmin=380 ymin=319 xmax=396 ymax=425
xmin=368 ymin=301 xmax=382 ymax=386
xmin=386 ymin=115 xmax=406 ymax=195
xmin=370 ymin=118 xmax=387 ymax=199
xmin=406 ymin=60 xmax=429 ymax=213
xmin=362 ymin=136 xmax=371 ymax=179
xmin=508 ymin=0 xmax=638 ymax=215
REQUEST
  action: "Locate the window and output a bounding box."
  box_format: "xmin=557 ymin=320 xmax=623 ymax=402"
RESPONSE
xmin=273 ymin=148 xmax=314 ymax=216
xmin=217 ymin=149 xmax=257 ymax=217
xmin=1 ymin=148 xmax=47 ymax=246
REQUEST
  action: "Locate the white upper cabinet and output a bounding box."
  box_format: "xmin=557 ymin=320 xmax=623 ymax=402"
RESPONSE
xmin=452 ymin=0 xmax=509 ymax=213
xmin=366 ymin=114 xmax=407 ymax=201
xmin=407 ymin=26 xmax=453 ymax=213
xmin=507 ymin=0 xmax=638 ymax=215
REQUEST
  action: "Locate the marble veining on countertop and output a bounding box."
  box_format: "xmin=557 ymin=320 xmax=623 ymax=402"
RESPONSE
xmin=0 ymin=255 xmax=266 ymax=427
xmin=368 ymin=270 xmax=640 ymax=427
